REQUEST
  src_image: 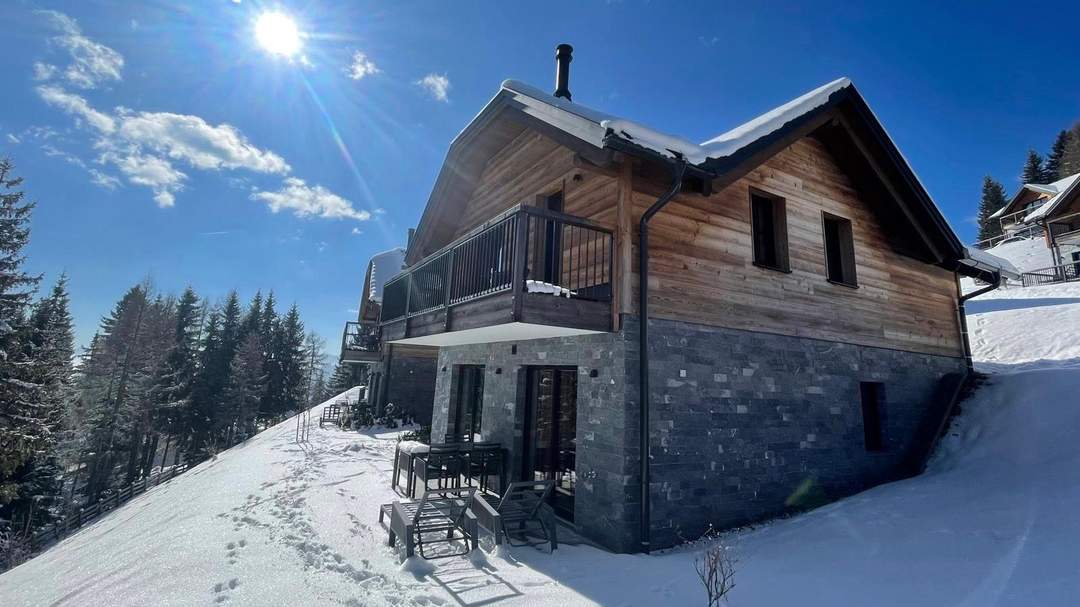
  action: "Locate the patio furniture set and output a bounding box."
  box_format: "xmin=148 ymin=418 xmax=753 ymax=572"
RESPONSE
xmin=379 ymin=438 xmax=559 ymax=559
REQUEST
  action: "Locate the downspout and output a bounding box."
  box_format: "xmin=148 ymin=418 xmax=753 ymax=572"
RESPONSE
xmin=956 ymin=269 xmax=1003 ymax=371
xmin=638 ymin=158 xmax=687 ymax=554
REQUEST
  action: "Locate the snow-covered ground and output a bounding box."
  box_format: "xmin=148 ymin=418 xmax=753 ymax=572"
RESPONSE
xmin=983 ymin=237 xmax=1055 ymax=274
xmin=3 ymin=285 xmax=1080 ymax=606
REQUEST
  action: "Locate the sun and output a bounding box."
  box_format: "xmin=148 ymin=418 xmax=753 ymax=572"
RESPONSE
xmin=254 ymin=11 xmax=302 ymax=58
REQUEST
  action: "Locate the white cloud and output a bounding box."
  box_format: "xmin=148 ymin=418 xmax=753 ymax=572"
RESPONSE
xmin=251 ymin=177 xmax=370 ymax=221
xmin=6 ymin=134 xmax=19 ymax=144
xmin=33 ymin=62 xmax=58 ymax=81
xmin=38 ymin=10 xmax=124 ymax=89
xmin=416 ymin=73 xmax=450 ymax=102
xmin=351 ymin=227 xmax=363 ymax=235
xmin=36 ymin=85 xmax=116 ymax=133
xmin=346 ymin=50 xmax=379 ymax=80
xmin=89 ymin=169 xmax=120 ymax=189
xmin=102 ymin=151 xmax=186 ymax=207
xmin=114 ymin=110 xmax=290 ymax=174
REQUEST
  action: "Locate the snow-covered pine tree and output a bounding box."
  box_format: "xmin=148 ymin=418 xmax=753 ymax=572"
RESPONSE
xmin=0 ymin=159 xmax=44 ymax=511
xmin=1020 ymin=149 xmax=1047 ymax=185
xmin=976 ymin=176 xmax=1009 ymax=243
xmin=1045 ymin=130 xmax=1073 ymax=182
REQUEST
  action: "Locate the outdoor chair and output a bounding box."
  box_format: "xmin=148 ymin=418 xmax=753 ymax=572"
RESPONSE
xmin=392 ymin=440 xmax=429 ymax=496
xmin=471 ymin=480 xmax=557 ymax=551
xmin=411 ymin=445 xmax=464 ymax=498
xmin=381 ymin=488 xmax=478 ymax=559
xmin=465 ymin=442 xmax=505 ymax=494
xmin=319 ymin=404 xmax=341 ymax=427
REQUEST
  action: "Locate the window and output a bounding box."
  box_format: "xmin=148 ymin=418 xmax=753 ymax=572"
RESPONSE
xmin=860 ymin=382 xmax=885 ymax=452
xmin=822 ymin=212 xmax=857 ymax=287
xmin=749 ymin=191 xmax=789 ymax=272
xmin=451 ymin=365 xmax=485 ymax=441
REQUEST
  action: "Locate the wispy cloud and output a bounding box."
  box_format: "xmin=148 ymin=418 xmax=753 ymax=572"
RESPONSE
xmin=198 ymin=230 xmax=232 ymax=237
xmin=346 ymin=50 xmax=379 ymax=81
xmin=6 ymin=134 xmax=20 ymax=144
xmin=37 ymin=9 xmax=123 ymax=89
xmin=36 ymin=85 xmax=116 ymax=133
xmin=351 ymin=227 xmax=363 ymax=235
xmin=416 ymin=73 xmax=450 ymax=102
xmin=251 ymin=178 xmax=371 ymax=222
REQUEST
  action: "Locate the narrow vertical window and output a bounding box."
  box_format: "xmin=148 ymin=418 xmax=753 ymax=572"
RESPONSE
xmin=860 ymin=382 xmax=884 ymax=452
xmin=750 ymin=191 xmax=789 ymax=272
xmin=822 ymin=212 xmax=857 ymax=286
xmin=451 ymin=365 xmax=485 ymax=441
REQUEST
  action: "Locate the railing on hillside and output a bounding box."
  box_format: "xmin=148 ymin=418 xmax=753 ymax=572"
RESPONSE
xmin=1021 ymin=262 xmax=1080 ymax=287
xmin=380 ymin=205 xmax=613 ymax=324
xmin=29 ymin=459 xmax=203 ymax=551
xmin=972 ymin=225 xmax=1043 ymax=250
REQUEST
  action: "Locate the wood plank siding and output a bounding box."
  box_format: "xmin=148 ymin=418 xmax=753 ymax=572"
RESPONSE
xmin=425 ymin=127 xmax=963 ymax=358
xmin=628 ymin=137 xmax=963 ymax=358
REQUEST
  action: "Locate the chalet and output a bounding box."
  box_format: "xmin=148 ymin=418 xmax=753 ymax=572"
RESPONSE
xmin=339 ymin=247 xmax=437 ymax=423
xmin=370 ymin=46 xmax=1012 ymax=553
xmin=984 ymin=172 xmax=1080 ymax=284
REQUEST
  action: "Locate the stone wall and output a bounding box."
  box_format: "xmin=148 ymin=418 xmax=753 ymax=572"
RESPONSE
xmin=432 ymin=332 xmax=641 ymax=552
xmin=382 ymin=345 xmax=438 ymax=424
xmin=630 ymin=316 xmax=967 ymax=548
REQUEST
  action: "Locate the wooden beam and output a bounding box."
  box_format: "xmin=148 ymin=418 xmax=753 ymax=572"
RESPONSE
xmin=615 ymin=160 xmax=634 ymax=325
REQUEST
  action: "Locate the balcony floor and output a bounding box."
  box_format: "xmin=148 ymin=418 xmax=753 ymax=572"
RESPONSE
xmin=385 ymin=321 xmax=603 ymax=347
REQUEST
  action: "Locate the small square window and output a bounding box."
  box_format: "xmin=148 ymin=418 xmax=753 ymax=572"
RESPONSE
xmin=822 ymin=212 xmax=857 ymax=287
xmin=750 ymin=191 xmax=789 ymax=272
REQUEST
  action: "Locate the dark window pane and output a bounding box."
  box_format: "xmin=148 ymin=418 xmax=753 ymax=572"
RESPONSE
xmin=823 ymin=214 xmax=857 ymax=286
xmin=860 ymin=382 xmax=884 ymax=452
xmin=751 ymin=194 xmax=777 ymax=268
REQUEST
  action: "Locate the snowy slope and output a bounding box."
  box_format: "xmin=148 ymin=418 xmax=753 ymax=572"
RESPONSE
xmin=967 ymin=282 xmax=1080 ymax=371
xmin=982 ymin=237 xmax=1054 ymax=273
xmin=3 ymin=288 xmax=1080 ymax=606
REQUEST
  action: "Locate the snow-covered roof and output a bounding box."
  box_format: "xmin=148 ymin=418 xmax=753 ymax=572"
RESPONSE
xmin=502 ymin=78 xmax=853 ymax=166
xmin=960 ymin=246 xmax=1022 ymax=281
xmin=1023 ymin=173 xmax=1080 ymax=223
xmin=367 ymin=247 xmax=406 ymax=304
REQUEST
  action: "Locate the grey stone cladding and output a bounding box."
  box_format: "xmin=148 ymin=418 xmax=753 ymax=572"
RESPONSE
xmin=429 ymin=315 xmax=966 ymax=553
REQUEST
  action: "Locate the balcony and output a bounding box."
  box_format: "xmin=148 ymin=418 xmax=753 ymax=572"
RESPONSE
xmin=380 ymin=205 xmax=614 ymax=346
xmin=340 ymin=321 xmax=382 ymax=363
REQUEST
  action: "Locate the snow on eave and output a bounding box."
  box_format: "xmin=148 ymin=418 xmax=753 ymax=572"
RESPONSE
xmin=1022 ymin=173 xmax=1080 ymax=223
xmin=960 ymin=246 xmax=1021 ymax=281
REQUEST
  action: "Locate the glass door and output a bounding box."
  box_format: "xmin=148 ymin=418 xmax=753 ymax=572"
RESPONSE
xmin=523 ymin=366 xmax=577 ymax=521
xmin=452 ymin=365 xmax=484 ymax=441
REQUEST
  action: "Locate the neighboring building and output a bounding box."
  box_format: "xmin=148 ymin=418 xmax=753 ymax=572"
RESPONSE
xmin=376 ymin=48 xmax=1008 ymax=552
xmin=985 ymin=173 xmax=1080 ymax=280
xmin=339 ymin=247 xmax=438 ymax=423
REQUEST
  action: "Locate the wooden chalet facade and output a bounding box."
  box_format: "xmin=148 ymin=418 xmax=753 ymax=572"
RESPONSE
xmin=361 ymin=50 xmax=1008 ymax=553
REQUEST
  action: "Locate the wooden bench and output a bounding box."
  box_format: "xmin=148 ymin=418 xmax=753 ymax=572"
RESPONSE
xmin=319 ymin=404 xmax=341 ymax=427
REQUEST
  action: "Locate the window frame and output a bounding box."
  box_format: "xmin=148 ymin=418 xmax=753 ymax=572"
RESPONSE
xmin=451 ymin=364 xmax=485 ymax=440
xmin=748 ymin=188 xmax=790 ymax=273
xmin=821 ymin=211 xmax=858 ymax=288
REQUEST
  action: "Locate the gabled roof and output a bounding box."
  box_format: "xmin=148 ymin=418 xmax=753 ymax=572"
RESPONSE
xmin=989 ymin=173 xmax=1080 ymax=220
xmin=1022 ymin=173 xmax=1080 ymax=223
xmin=409 ymin=77 xmax=983 ymax=276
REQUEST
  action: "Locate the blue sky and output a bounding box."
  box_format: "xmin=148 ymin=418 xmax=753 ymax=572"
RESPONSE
xmin=2 ymin=1 xmax=1079 ymax=352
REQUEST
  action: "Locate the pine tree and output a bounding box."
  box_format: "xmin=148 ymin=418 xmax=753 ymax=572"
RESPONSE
xmin=976 ymin=176 xmax=1009 ymax=244
xmin=1045 ymin=130 xmax=1073 ymax=182
xmin=1021 ymin=149 xmax=1047 ymax=184
xmin=326 ymin=361 xmax=356 ymax=398
xmin=276 ymin=305 xmax=307 ymax=417
xmin=190 ymin=308 xmax=224 ymax=457
xmin=302 ymin=331 xmax=326 ymax=407
xmin=1060 ymin=123 xmax=1080 ymax=179
xmin=224 ymin=332 xmax=266 ymax=442
xmin=146 ymin=287 xmax=199 ymax=471
xmin=0 ymin=159 xmax=44 ymax=508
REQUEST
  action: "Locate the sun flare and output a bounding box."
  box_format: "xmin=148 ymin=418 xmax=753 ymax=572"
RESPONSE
xmin=254 ymin=11 xmax=302 ymax=57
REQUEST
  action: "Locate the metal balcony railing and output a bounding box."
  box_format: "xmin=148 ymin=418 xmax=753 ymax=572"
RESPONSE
xmin=341 ymin=321 xmax=381 ymax=355
xmin=380 ymin=204 xmax=613 ymax=325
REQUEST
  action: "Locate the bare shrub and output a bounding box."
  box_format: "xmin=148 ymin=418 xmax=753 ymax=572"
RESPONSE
xmin=694 ymin=533 xmax=736 ymax=606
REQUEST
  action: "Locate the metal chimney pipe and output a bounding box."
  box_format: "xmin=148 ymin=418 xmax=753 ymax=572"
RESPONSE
xmin=554 ymin=44 xmax=573 ymax=101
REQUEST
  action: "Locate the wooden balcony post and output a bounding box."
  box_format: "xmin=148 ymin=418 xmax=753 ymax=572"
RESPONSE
xmin=511 ymin=211 xmax=529 ymax=322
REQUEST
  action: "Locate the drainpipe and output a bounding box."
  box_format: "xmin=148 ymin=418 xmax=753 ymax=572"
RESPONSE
xmin=956 ymin=269 xmax=1003 ymax=371
xmin=638 ymin=158 xmax=687 ymax=554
